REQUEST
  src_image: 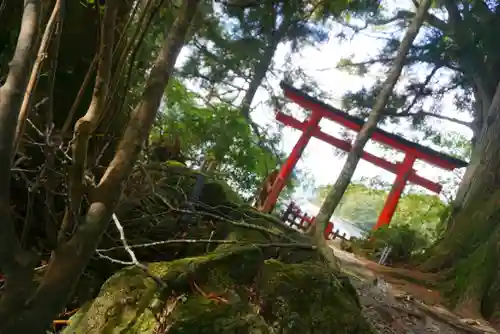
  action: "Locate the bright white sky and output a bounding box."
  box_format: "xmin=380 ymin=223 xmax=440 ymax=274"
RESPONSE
xmin=177 ymin=0 xmax=473 ymax=204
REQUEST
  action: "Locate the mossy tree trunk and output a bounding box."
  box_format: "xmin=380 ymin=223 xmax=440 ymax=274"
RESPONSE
xmin=419 ymin=82 xmax=500 ymax=325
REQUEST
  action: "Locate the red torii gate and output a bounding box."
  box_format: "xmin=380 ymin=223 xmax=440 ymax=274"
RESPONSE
xmin=262 ymin=82 xmax=468 ymax=231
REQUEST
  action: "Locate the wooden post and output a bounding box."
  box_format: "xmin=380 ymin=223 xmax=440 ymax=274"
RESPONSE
xmin=373 ymin=153 xmax=416 ymax=230
xmin=281 ymin=201 xmax=294 ymax=222
xmin=324 ymin=222 xmax=334 ymax=239
xmin=261 ymin=111 xmax=322 ymax=212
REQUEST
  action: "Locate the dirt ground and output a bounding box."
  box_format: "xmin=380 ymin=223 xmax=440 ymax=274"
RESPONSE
xmin=328 ymin=243 xmax=498 ymax=334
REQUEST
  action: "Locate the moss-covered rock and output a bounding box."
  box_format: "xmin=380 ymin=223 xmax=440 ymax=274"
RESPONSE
xmin=64 ymin=245 xmax=372 ymax=333
xmin=257 ymin=260 xmax=370 ymax=333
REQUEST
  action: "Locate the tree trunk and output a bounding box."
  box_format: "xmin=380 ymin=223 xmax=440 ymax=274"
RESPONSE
xmin=0 ymin=0 xmax=199 ymax=332
xmin=419 ymin=81 xmax=500 ymax=324
xmin=239 ymin=24 xmax=286 ymax=121
xmin=0 ymin=0 xmax=41 ymax=289
xmin=450 ymin=92 xmax=490 ymax=214
xmin=308 ymin=0 xmax=432 ymax=271
xmin=433 ymin=1 xmax=497 ymax=214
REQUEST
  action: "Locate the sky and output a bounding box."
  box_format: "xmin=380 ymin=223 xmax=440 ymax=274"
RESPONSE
xmin=177 ymin=0 xmax=474 ymax=206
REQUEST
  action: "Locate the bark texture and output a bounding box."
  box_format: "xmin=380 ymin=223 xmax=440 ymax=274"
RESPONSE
xmin=0 ymin=0 xmax=41 ymax=304
xmin=420 ymin=81 xmax=500 ymax=325
xmin=0 ymin=0 xmax=199 ymax=332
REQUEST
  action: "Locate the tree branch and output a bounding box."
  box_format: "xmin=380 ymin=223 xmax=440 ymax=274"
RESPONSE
xmin=13 ymin=0 xmax=62 ymax=157
xmin=338 ymin=54 xmax=461 ymax=73
xmin=61 ymin=55 xmax=97 ymax=135
xmin=420 ymin=111 xmax=472 ymax=128
xmin=391 ymin=110 xmax=473 ymax=128
xmin=397 ymin=63 xmax=443 ymax=115
xmin=107 ymin=213 xmax=165 ymax=287
xmin=442 ymin=0 xmax=492 ymax=111
xmin=97 ymin=238 xmax=315 ymax=253
xmin=65 ymin=2 xmax=117 ymax=239
xmin=383 ymin=63 xmax=472 ymax=129
xmin=368 ymin=7 xmax=448 ymax=32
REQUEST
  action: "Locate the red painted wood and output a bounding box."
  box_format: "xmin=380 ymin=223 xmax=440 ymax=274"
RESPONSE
xmin=261 ymin=112 xmax=322 ymax=212
xmin=276 ymin=112 xmax=442 ymax=193
xmin=374 ymin=153 xmax=416 ymax=230
xmin=282 ymin=88 xmax=459 ymax=170
xmin=324 ymin=222 xmax=334 ymax=239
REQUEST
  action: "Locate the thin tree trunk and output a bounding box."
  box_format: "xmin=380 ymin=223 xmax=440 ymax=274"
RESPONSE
xmin=239 ymin=25 xmax=285 ymax=121
xmin=61 ymin=0 xmax=119 ymax=241
xmin=13 ymin=0 xmax=62 ymax=157
xmin=0 ymin=0 xmax=199 ymax=332
xmin=0 ymin=0 xmax=40 ymax=286
xmin=308 ymin=0 xmax=432 ymax=271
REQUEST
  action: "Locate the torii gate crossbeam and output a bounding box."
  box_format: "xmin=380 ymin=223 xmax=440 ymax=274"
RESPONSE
xmin=261 ymin=82 xmax=468 ymax=231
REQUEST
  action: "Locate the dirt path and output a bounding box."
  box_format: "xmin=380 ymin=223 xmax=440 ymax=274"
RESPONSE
xmin=329 ymin=245 xmax=498 ymax=334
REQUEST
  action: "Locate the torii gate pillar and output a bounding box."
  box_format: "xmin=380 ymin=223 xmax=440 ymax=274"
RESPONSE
xmin=261 ymin=112 xmax=321 ymax=213
xmin=374 ymin=153 xmax=416 ymax=230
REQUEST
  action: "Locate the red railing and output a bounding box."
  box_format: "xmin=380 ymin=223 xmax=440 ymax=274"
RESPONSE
xmin=280 ymin=201 xmax=348 ymax=240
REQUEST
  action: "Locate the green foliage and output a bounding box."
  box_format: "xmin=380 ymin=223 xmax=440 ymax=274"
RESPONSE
xmin=353 ymin=224 xmax=429 ymax=263
xmin=314 ymin=181 xmax=448 ymax=243
xmin=316 ymin=180 xmax=452 ymax=263
xmin=181 ymin=0 xmax=381 ymax=115
xmin=152 ymin=78 xmax=284 ymax=197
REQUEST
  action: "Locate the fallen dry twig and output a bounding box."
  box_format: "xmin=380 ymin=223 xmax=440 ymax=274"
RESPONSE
xmin=97 ymin=238 xmax=315 ymax=253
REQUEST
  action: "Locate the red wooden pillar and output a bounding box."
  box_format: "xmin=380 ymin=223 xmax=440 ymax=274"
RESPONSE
xmin=261 ymin=111 xmax=322 ymax=213
xmin=324 ymin=222 xmax=334 ymax=239
xmin=373 ymin=153 xmax=416 ymax=231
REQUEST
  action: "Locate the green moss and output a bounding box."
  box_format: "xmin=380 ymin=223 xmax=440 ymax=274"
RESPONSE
xmin=445 ymin=227 xmax=499 ymax=306
xmin=62 ymin=266 xmax=160 ymax=333
xmin=199 ymin=179 xmax=244 ymax=206
xmin=66 ymin=242 xmax=373 ymax=333
xmin=167 ymin=295 xmax=271 ymax=334
xmin=256 ymin=260 xmax=372 ymax=334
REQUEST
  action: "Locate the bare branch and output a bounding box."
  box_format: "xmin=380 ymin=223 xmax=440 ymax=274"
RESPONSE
xmin=61 ymin=55 xmax=97 ymax=135
xmin=108 ymin=213 xmax=165 ymax=287
xmin=13 ymin=0 xmax=62 ymax=157
xmin=97 ymin=238 xmax=315 ymax=252
xmin=151 ymin=192 xmax=296 ymax=241
xmin=391 ymin=110 xmax=473 ymax=128
xmin=338 ymin=55 xmax=461 ymax=72
xmin=103 ymin=0 xmax=162 ymax=133
xmin=66 ymin=3 xmax=118 ymax=236
xmin=419 ymin=111 xmax=472 ymax=128
xmin=399 ymin=63 xmax=442 ymax=115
